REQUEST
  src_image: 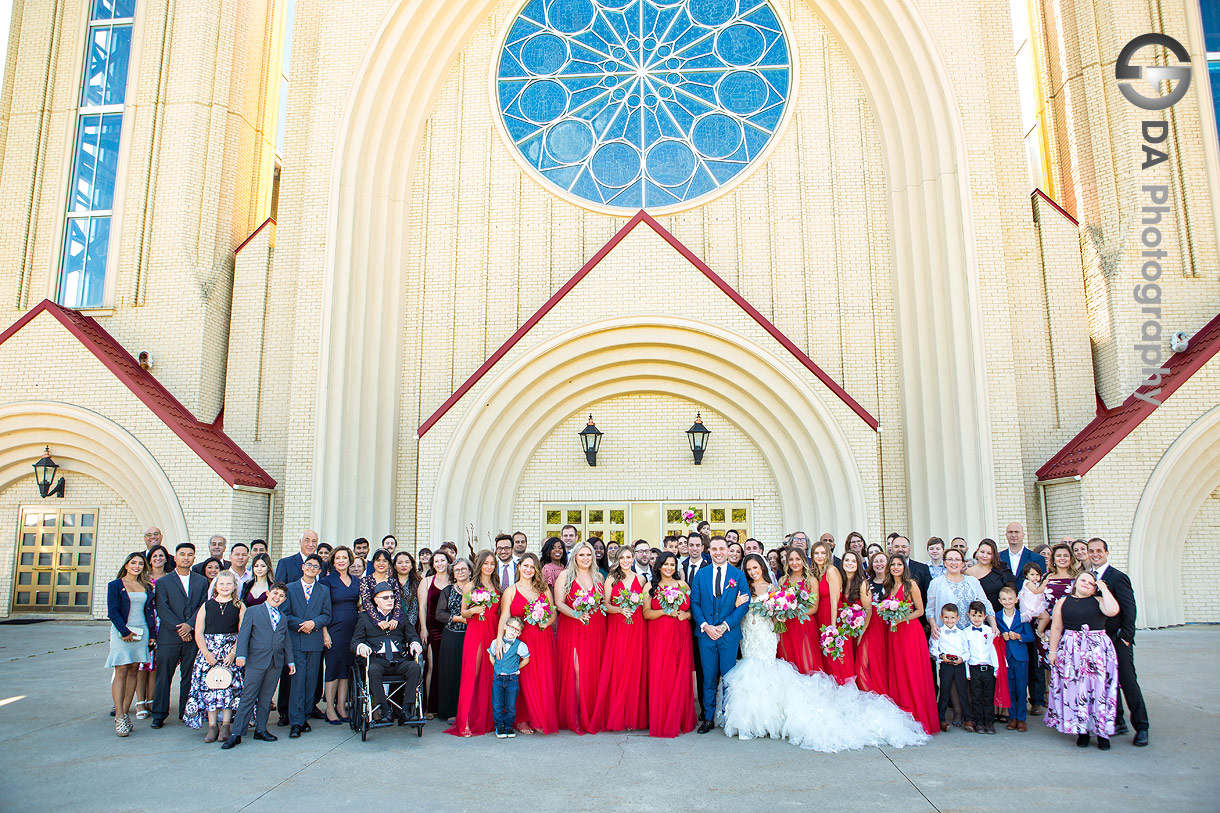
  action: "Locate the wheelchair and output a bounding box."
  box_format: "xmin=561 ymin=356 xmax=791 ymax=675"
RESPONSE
xmin=346 ymin=651 xmax=427 ymax=741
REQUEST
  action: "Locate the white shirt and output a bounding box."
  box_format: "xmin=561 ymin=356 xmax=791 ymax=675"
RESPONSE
xmin=1091 ymin=562 xmax=1109 ymax=580
xmin=1005 ymin=546 xmax=1027 ymax=574
xmin=498 ymin=559 xmax=514 ymax=587
xmin=176 ymin=571 xmax=192 ymax=597
xmin=962 ymin=625 xmax=998 ymax=670
xmin=929 ymin=624 xmax=970 ymax=661
xmin=713 ymin=565 xmax=724 ymax=596
xmin=230 ymin=567 xmax=252 ymax=592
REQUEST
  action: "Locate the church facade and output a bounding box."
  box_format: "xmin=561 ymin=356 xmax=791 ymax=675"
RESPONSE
xmin=0 ymin=0 xmax=1216 ymax=627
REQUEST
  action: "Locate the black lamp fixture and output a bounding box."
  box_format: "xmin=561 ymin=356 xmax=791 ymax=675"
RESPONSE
xmin=686 ymin=412 xmax=711 ymax=464
xmin=33 ymin=446 xmax=65 ymax=498
xmin=578 ymin=414 xmax=603 ymax=466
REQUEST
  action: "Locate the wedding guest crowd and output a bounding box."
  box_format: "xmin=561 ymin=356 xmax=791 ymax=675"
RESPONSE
xmin=104 ymin=522 xmax=1150 ymax=752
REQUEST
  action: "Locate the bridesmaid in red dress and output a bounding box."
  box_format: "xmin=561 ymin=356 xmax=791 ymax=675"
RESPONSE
xmin=445 ymin=551 xmax=500 ymax=737
xmin=856 ymin=551 xmax=890 ymax=696
xmin=831 ymin=550 xmax=869 ymax=685
xmin=644 ymin=552 xmax=695 ymax=738
xmin=593 ymin=547 xmax=649 ymax=731
xmin=881 ymin=554 xmax=939 ymax=735
xmin=498 ymin=552 xmax=558 ymax=735
xmin=811 ymin=540 xmax=851 ymax=683
xmin=776 ymin=548 xmax=821 ymax=675
xmin=555 ymin=541 xmax=606 ymax=734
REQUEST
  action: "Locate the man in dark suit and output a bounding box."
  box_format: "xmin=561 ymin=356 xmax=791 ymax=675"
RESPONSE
xmin=680 ymin=531 xmax=711 ymax=719
xmin=151 ymin=542 xmax=208 ymax=728
xmin=889 ymin=535 xmax=932 ymax=608
xmin=352 ymin=583 xmax=423 ymax=722
xmin=191 ymin=534 xmax=230 ymax=575
xmin=284 ymin=554 xmax=331 ymax=738
xmin=1088 ymin=538 xmax=1149 ymax=746
xmin=1001 ymin=522 xmax=1045 ymax=578
xmin=817 ymin=532 xmax=843 ymax=568
xmin=274 ymin=530 xmax=320 ymax=723
xmin=494 ymin=533 xmax=517 ymax=588
xmin=222 ymin=582 xmax=294 ymax=749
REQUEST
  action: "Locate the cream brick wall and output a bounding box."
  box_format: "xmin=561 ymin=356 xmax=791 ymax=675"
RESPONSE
xmin=1182 ymin=486 xmax=1219 ymax=623
xmin=512 ymin=395 xmax=785 ymax=549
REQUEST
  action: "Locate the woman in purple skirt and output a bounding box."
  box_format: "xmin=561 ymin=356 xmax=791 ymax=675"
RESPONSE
xmin=1045 ymin=571 xmax=1120 ymax=749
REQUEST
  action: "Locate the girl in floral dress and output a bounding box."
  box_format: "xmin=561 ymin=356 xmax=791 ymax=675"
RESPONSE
xmin=1045 ymin=572 xmax=1120 ymax=749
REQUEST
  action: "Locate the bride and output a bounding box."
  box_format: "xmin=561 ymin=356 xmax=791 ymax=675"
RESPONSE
xmin=721 ymin=554 xmax=930 ymax=752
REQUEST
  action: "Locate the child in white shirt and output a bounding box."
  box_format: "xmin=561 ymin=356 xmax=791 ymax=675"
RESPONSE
xmin=963 ymin=601 xmax=998 ymax=734
xmin=929 ymin=604 xmax=970 ymax=730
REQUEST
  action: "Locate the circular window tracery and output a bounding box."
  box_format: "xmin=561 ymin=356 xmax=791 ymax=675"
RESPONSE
xmin=496 ymin=0 xmax=793 ymax=211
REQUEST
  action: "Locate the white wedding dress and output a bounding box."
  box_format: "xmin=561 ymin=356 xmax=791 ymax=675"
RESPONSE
xmin=720 ymin=599 xmax=930 ymax=752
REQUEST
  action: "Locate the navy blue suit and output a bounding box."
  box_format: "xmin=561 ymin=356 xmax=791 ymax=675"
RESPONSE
xmin=284 ymin=579 xmax=332 ymax=726
xmin=996 ymin=610 xmax=1035 ymax=721
xmin=1000 ymin=547 xmax=1045 ymax=579
xmin=690 ymin=563 xmax=750 ymax=719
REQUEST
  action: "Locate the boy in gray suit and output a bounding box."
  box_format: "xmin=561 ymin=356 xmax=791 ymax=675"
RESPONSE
xmin=222 ymin=583 xmax=294 ymax=749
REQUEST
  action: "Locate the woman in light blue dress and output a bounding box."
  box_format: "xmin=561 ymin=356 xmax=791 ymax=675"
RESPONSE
xmin=106 ymin=552 xmax=155 ymax=737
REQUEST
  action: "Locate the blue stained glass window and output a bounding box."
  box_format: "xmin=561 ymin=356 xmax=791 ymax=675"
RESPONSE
xmin=496 ymin=0 xmax=792 ymax=211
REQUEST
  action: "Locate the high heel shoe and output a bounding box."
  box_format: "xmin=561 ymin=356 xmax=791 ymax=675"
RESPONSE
xmin=135 ymin=700 xmax=152 ymax=720
xmin=115 ymin=714 xmax=132 ymax=737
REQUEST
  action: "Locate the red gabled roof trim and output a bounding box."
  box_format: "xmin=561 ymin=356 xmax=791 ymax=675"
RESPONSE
xmin=234 ymin=217 xmax=276 ymax=254
xmin=1037 ymin=310 xmax=1220 ymax=481
xmin=1031 ymin=189 xmax=1078 ymax=226
xmin=0 ymin=301 xmax=277 ymax=490
xmin=417 ymin=210 xmax=879 ymax=438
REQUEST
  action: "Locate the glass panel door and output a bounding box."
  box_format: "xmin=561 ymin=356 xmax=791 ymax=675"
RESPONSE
xmin=12 ymin=507 xmax=99 ymax=613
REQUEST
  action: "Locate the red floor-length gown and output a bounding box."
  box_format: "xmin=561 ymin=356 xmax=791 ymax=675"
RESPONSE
xmin=816 ymin=573 xmax=856 ymax=684
xmin=777 ymin=578 xmax=821 ymax=675
xmin=593 ymin=576 xmax=648 ymax=731
xmin=882 ymin=585 xmax=939 ymax=735
xmin=509 ymin=589 xmax=558 ymax=734
xmin=444 ymin=592 xmax=499 ymax=737
xmin=827 ymin=588 xmax=859 ymax=686
xmin=856 ymin=599 xmax=890 ymax=697
xmin=647 ymin=589 xmax=695 ymax=738
xmin=557 ymin=581 xmax=606 ymax=735
xmin=993 ymin=635 xmax=1011 ymax=709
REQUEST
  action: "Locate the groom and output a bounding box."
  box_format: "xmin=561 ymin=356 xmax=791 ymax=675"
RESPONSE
xmin=691 ymin=535 xmax=751 ymax=733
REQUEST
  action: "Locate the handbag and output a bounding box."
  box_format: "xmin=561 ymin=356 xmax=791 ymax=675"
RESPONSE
xmin=204 ymin=664 xmax=233 ymax=690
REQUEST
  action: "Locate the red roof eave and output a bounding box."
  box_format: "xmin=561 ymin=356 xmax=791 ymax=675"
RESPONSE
xmin=1037 ymin=310 xmax=1220 ymax=481
xmin=0 ymin=301 xmax=277 ymax=490
xmin=417 ymin=210 xmax=879 ymax=438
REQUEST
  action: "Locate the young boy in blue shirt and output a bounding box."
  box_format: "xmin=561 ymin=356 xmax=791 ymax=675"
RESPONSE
xmin=488 ymin=616 xmax=530 ymax=738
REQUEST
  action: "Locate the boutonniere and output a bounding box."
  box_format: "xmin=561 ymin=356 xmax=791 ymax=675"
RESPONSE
xmin=726 ymin=578 xmax=737 ymax=589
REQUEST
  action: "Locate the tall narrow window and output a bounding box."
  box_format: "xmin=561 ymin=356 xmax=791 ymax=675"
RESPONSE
xmin=58 ymin=0 xmax=135 ymax=309
xmin=1204 ymin=1 xmax=1220 ymax=146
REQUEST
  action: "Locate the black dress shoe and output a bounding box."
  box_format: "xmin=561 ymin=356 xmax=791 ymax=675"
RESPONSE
xmin=697 ymin=720 xmax=714 ymax=734
xmin=277 ymin=715 xmax=289 ymax=727
xmin=1097 ymin=737 xmax=1110 ymax=750
xmin=300 ymin=722 xmax=312 ymax=733
xmin=1114 ymin=723 xmax=1129 ymax=735
xmin=1076 ymin=733 xmax=1090 ymax=747
xmin=1133 ymin=730 xmax=1149 ymax=747
xmin=150 ymin=718 xmax=164 ymax=729
xmin=220 ymin=735 xmax=241 ymax=750
xmin=310 ymin=708 xmax=327 ymax=720
xmin=289 ymin=725 xmax=302 ymax=738
xmin=254 ymin=730 xmax=277 ymax=742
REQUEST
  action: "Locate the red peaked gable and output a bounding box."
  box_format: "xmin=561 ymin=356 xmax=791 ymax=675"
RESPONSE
xmin=0 ymin=300 xmax=276 ymax=490
xmin=418 ymin=210 xmax=879 ymax=438
xmin=1037 ymin=311 xmax=1220 ymax=481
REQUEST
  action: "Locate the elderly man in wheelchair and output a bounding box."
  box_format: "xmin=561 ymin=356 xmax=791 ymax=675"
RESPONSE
xmin=351 ymin=582 xmax=423 ymax=724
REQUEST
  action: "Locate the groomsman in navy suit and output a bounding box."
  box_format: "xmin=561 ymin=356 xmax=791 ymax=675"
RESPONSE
xmin=691 ymin=536 xmax=751 ymax=733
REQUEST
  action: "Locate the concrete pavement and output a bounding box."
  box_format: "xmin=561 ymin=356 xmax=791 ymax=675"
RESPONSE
xmin=0 ymin=623 xmax=1217 ymax=812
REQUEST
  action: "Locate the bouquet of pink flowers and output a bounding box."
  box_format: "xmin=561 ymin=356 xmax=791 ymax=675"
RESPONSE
xmin=656 ymin=582 xmax=690 ymax=616
xmin=820 ymin=623 xmax=847 ymax=661
xmin=682 ymin=507 xmax=698 ymax=524
xmin=612 ymin=588 xmax=644 ymax=624
xmin=754 ymin=585 xmax=811 ymax=634
xmin=570 ymin=588 xmax=604 ymax=624
xmin=837 ymin=603 xmax=867 ymax=640
xmin=468 ymin=588 xmax=495 ymax=615
xmin=523 ymin=594 xmax=553 ymax=627
xmin=876 ymin=597 xmax=913 ymax=630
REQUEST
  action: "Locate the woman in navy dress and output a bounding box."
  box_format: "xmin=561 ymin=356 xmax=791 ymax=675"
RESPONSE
xmin=321 ymin=545 xmax=359 ymax=724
